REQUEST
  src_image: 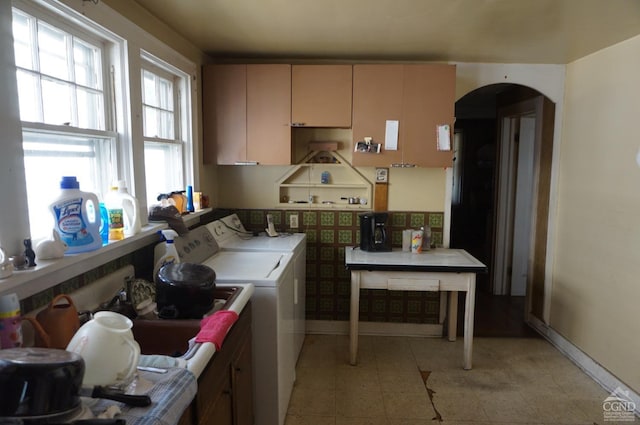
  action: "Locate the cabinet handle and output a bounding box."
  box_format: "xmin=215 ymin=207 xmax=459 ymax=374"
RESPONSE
xmin=391 ymin=163 xmax=416 ymax=168
xmin=290 ymin=122 xmax=306 ymax=127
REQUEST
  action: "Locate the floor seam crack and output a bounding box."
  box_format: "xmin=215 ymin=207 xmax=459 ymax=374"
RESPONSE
xmin=420 ymin=368 xmax=443 ymax=422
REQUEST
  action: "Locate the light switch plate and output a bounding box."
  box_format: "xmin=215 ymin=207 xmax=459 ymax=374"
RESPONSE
xmin=289 ymin=214 xmax=299 ymax=229
xmin=375 ymin=168 xmax=389 ymax=183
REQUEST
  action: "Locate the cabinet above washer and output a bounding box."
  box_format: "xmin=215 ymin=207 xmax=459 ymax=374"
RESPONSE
xmin=291 ymin=65 xmax=353 ymax=128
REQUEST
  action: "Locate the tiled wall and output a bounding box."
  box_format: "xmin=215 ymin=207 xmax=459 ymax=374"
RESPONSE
xmin=19 ymin=244 xmax=156 ymax=314
xmin=231 ymin=209 xmax=444 ymax=324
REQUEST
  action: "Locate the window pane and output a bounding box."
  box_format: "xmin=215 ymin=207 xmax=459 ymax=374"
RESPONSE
xmin=41 ymin=78 xmax=73 ymax=125
xmin=143 ymin=105 xmax=158 ymax=138
xmin=37 ymin=21 xmax=70 ymax=81
xmin=12 ymin=9 xmax=36 ymax=71
xmin=142 ymin=70 xmax=157 ymax=107
xmin=159 ymin=110 xmax=174 ymax=139
xmin=144 ymin=141 xmax=183 ymax=208
xmin=74 ymin=39 xmax=101 ymax=89
xmin=23 ymin=132 xmax=115 ymax=241
xmin=158 ymin=78 xmax=173 ymax=111
xmin=77 ymin=87 xmax=104 ymax=130
xmin=16 ymin=70 xmax=40 ymax=122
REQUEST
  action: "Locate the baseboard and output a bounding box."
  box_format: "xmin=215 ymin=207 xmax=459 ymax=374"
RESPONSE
xmin=306 ymin=320 xmax=443 ymax=337
xmin=529 ymin=315 xmax=639 ymax=417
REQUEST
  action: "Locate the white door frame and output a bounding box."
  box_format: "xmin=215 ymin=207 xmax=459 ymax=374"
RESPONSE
xmin=492 ymin=101 xmax=540 ymax=303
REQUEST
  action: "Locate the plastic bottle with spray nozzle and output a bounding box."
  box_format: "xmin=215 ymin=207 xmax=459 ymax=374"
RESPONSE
xmin=153 ymin=229 xmax=180 ymax=282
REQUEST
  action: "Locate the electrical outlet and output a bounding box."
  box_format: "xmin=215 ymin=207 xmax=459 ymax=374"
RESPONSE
xmin=289 ymin=214 xmax=299 ymax=229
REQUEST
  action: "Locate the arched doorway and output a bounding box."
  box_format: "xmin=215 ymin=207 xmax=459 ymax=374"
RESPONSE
xmin=452 ymin=83 xmax=555 ymax=337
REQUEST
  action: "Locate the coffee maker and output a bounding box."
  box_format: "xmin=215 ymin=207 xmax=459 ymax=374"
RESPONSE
xmin=359 ymin=212 xmax=391 ymax=252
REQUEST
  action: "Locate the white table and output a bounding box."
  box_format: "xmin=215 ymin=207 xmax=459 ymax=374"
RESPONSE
xmin=345 ymin=248 xmax=487 ymax=370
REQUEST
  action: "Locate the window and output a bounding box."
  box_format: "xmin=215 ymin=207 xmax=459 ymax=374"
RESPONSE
xmin=11 ymin=1 xmax=196 ymax=244
xmin=141 ymin=57 xmax=191 ymax=208
xmin=12 ymin=4 xmax=117 ymax=240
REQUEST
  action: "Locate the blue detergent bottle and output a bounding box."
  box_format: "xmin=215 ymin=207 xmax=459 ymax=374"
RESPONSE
xmin=99 ymin=202 xmax=109 ymax=245
xmin=49 ymin=176 xmax=103 ymax=254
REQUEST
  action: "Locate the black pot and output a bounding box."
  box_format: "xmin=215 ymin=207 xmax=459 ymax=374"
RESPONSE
xmin=0 ymin=348 xmax=84 ymax=418
xmin=155 ymin=263 xmax=217 ymax=319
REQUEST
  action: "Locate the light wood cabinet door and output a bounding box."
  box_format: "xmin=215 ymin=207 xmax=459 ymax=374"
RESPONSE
xmin=352 ymin=64 xmax=455 ymax=168
xmin=291 ymin=64 xmax=352 ymax=127
xmin=402 ymin=64 xmax=455 ymax=168
xmin=246 ymin=64 xmax=291 ymax=165
xmin=352 ymin=64 xmax=404 ymax=167
xmin=202 ymin=64 xmax=247 ymax=165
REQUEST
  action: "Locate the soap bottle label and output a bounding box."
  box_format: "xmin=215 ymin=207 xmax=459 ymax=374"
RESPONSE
xmin=53 ymin=197 xmax=96 ymax=247
xmin=108 ymin=207 xmax=124 ymax=240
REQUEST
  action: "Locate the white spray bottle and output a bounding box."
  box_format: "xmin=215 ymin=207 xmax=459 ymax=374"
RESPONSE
xmin=153 ymin=229 xmax=180 ymax=282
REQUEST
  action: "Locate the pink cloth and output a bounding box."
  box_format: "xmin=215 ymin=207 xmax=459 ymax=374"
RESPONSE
xmin=195 ymin=310 xmax=239 ymax=349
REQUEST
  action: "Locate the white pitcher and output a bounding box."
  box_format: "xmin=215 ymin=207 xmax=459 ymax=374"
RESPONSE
xmin=66 ymin=311 xmax=140 ymax=387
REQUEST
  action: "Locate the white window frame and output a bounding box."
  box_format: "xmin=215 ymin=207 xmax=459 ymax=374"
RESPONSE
xmin=0 ymin=0 xmax=201 ymax=299
xmin=140 ymin=50 xmax=194 ymax=205
xmin=12 ymin=0 xmax=131 ymax=242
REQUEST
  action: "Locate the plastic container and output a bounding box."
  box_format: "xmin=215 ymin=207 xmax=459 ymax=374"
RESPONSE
xmin=422 ymin=226 xmax=432 ymax=250
xmin=186 ymin=185 xmax=195 ymax=213
xmin=49 ymin=176 xmax=102 ymax=254
xmin=99 ymin=203 xmax=109 ymax=245
xmin=104 ymin=184 xmax=124 ymax=241
xmin=116 ymin=180 xmax=141 ymax=237
xmin=152 ymin=229 xmax=180 ymax=282
xmin=105 ymin=180 xmax=141 ymax=240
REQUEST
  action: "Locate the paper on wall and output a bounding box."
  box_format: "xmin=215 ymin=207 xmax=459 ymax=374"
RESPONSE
xmin=437 ymin=124 xmax=451 ymax=151
xmin=385 ymin=120 xmax=399 ymax=151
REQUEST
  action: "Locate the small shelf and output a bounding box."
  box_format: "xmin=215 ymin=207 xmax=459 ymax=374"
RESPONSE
xmin=280 ymin=183 xmax=367 ymax=189
xmin=277 ymin=202 xmax=371 ymax=209
xmin=276 ymin=150 xmax=372 ymax=207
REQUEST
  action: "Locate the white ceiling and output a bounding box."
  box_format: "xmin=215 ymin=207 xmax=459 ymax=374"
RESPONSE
xmin=129 ymin=0 xmax=640 ymax=64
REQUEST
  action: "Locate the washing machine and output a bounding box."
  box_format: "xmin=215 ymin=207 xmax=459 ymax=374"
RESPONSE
xmin=206 ymin=214 xmax=306 ymax=363
xmin=169 ymin=226 xmax=296 ymax=425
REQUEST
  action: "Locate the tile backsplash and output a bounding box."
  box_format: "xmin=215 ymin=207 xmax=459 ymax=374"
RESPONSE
xmin=231 ymin=209 xmax=443 ymax=324
xmin=19 ymin=244 xmax=156 ymax=314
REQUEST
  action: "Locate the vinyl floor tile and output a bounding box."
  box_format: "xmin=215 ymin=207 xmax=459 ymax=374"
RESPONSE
xmin=286 ymin=334 xmax=625 ymax=424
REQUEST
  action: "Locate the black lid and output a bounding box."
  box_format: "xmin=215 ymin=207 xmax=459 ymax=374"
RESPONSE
xmin=157 ymin=262 xmax=216 ymax=287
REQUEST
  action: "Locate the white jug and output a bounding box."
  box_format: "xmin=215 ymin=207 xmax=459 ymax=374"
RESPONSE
xmin=66 ymin=311 xmax=140 ymax=387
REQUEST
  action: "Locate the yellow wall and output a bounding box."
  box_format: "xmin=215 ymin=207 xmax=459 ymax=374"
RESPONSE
xmin=553 ymin=34 xmax=640 ymax=392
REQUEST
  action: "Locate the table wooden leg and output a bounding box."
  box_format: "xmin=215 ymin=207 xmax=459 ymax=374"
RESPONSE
xmin=438 ymin=292 xmax=447 ymax=325
xmin=349 ymin=271 xmax=360 ymax=365
xmin=447 ymin=290 xmax=458 ymax=342
xmin=463 ymin=275 xmax=476 ymax=370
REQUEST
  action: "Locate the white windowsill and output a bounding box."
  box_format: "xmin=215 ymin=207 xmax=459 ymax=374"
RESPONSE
xmin=0 ymin=208 xmax=211 ymax=300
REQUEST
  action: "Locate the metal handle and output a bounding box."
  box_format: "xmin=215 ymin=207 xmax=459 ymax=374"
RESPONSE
xmin=91 ymin=386 xmax=152 ymax=407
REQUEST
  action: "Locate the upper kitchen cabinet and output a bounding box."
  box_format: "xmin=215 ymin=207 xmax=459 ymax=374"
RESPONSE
xmin=352 ymin=64 xmax=455 ymax=168
xmin=246 ymin=64 xmax=291 ymax=165
xmin=291 ymin=65 xmax=352 ymax=128
xmin=203 ymin=64 xmax=247 ymax=165
xmin=203 ymin=64 xmax=292 ymax=165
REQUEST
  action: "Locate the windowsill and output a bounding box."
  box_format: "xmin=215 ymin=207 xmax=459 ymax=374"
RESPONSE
xmin=0 ymin=208 xmax=212 ymax=300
